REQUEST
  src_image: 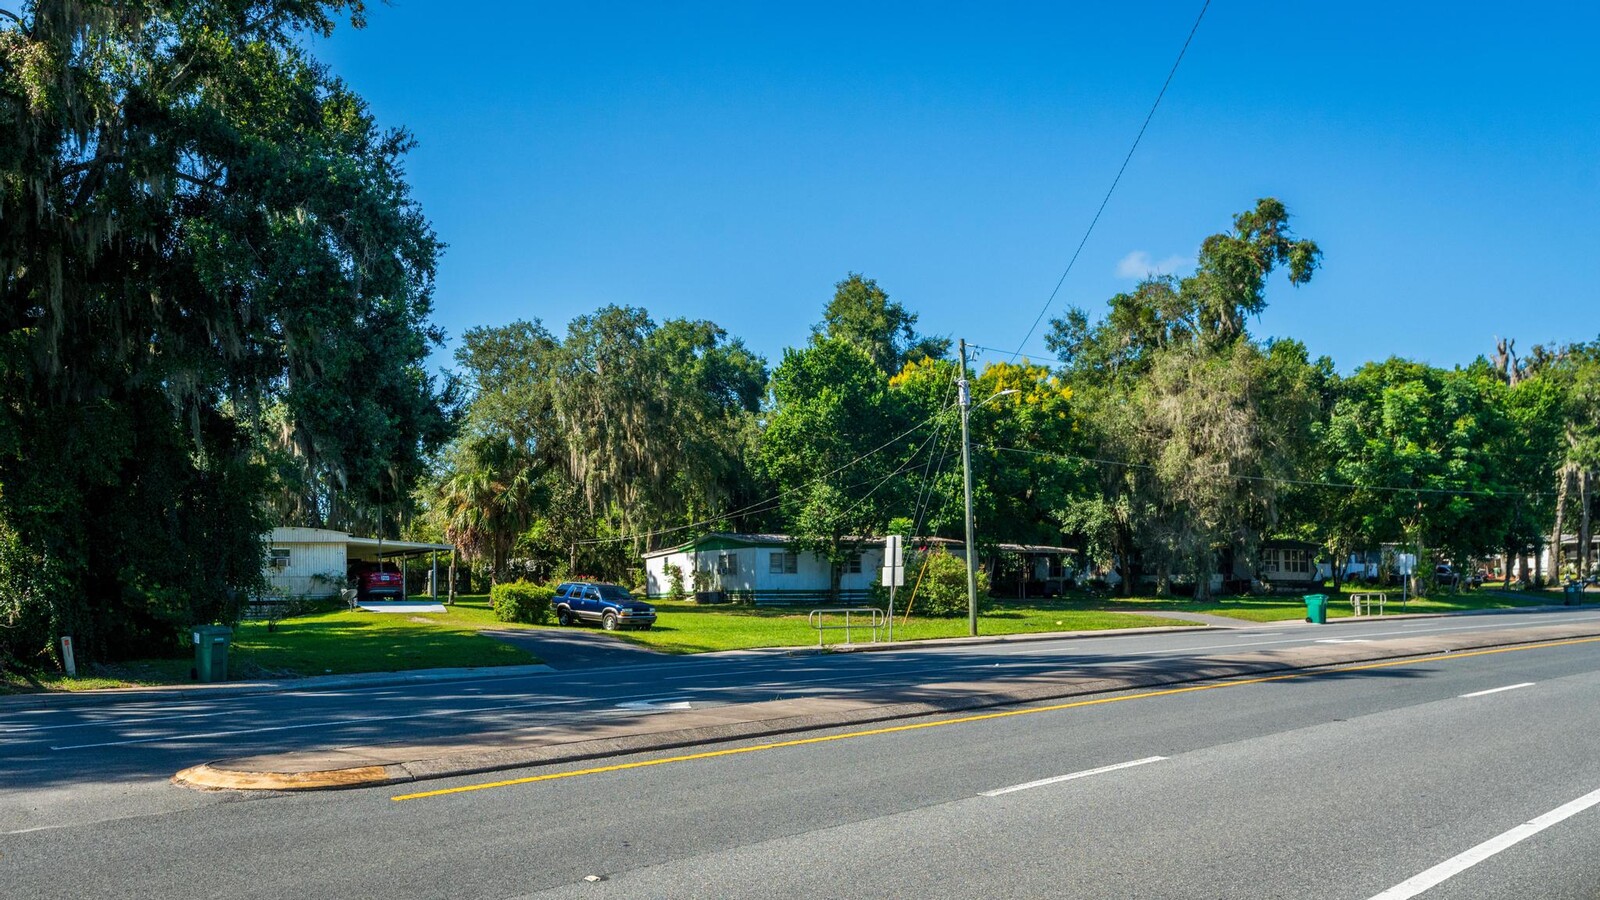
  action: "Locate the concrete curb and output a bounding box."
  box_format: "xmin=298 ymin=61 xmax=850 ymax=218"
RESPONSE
xmin=15 ymin=604 xmax=1579 ymax=711
xmin=6 ymin=625 xmax=1217 ymax=711
xmin=170 ymin=618 xmax=1600 ymax=794
xmin=0 ymin=663 xmax=558 ymax=711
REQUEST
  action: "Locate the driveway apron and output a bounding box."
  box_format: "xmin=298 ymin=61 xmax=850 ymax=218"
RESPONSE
xmin=481 ymin=627 xmax=672 ymax=669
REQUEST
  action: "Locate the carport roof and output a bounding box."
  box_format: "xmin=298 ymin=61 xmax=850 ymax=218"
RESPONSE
xmin=270 ymin=526 xmax=453 ymax=556
xmin=346 ymin=536 xmax=454 ymax=555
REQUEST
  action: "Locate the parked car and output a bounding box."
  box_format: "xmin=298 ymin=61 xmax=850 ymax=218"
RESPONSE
xmin=1434 ymin=564 xmax=1459 ymax=588
xmin=551 ymin=581 xmax=656 ymax=631
xmin=351 ymin=562 xmax=403 ymax=601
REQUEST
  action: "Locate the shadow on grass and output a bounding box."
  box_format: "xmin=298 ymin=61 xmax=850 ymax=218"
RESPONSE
xmin=230 ymin=613 xmax=534 ymax=677
xmin=0 ymin=627 xmax=1486 ymax=793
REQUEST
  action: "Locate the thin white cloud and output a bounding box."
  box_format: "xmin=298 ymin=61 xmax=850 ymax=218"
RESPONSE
xmin=1116 ymin=251 xmax=1191 ymax=280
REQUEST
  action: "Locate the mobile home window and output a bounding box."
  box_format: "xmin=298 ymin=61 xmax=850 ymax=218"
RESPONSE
xmin=845 ymin=552 xmax=863 ymax=574
xmin=769 ymin=551 xmax=798 ymax=574
xmin=717 ymin=552 xmax=740 ymax=576
xmin=269 ymin=548 xmax=291 ymax=569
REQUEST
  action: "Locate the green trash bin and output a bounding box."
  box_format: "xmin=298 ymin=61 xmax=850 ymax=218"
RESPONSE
xmin=1304 ymin=593 xmax=1329 ymax=625
xmin=192 ymin=625 xmax=233 ymax=682
xmin=1566 ymin=583 xmax=1584 ymax=606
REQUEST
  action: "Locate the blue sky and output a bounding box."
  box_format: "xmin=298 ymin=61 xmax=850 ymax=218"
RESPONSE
xmin=312 ymin=1 xmax=1598 ymax=375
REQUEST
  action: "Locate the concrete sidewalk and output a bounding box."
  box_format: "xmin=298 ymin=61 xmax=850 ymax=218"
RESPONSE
xmin=7 ymin=605 xmax=1542 ymax=711
xmin=0 ymin=621 xmax=1222 ymax=711
xmin=173 ymin=615 xmax=1600 ymax=794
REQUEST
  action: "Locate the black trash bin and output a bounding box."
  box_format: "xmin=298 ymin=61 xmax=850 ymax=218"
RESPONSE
xmin=192 ymin=625 xmax=232 ymax=682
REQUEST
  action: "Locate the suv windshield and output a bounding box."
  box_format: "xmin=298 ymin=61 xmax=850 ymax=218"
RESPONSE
xmin=596 ymin=585 xmax=635 ymax=602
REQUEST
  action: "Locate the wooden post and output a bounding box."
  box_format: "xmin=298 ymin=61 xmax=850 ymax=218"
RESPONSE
xmin=448 ymin=548 xmax=458 ymax=605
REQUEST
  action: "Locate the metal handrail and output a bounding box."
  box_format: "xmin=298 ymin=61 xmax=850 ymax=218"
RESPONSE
xmin=808 ymin=607 xmax=885 ymax=647
xmin=1349 ymin=591 xmax=1388 ymax=616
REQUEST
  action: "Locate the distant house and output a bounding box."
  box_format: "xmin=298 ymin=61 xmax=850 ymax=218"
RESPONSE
xmin=1259 ymin=539 xmax=1323 ymax=589
xmin=1498 ymin=534 xmax=1600 ymax=582
xmin=264 ymin=527 xmax=456 ymax=600
xmin=641 ymin=533 xmax=1076 ymax=605
xmin=642 ymin=533 xmax=885 ymax=606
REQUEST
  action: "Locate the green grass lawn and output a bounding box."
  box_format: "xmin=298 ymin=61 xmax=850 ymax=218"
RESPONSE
xmin=1 ymin=583 xmax=1571 ymax=695
xmin=229 ymin=605 xmax=535 ymax=677
xmin=1 ymin=597 xmax=536 ymax=694
xmin=602 ymin=600 xmax=1202 ymax=654
xmin=1035 ymin=586 xmax=1556 ymax=623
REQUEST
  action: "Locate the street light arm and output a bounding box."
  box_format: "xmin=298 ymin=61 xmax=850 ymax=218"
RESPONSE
xmin=971 ymin=388 xmax=1020 ymax=411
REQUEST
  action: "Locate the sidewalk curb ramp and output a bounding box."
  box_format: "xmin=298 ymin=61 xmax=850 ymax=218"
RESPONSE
xmin=173 ymin=619 xmax=1600 ymax=793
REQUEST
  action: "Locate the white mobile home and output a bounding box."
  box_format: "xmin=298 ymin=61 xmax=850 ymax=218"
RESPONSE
xmin=642 ymin=533 xmax=885 ymax=605
xmin=264 ymin=527 xmax=456 ymax=599
xmin=642 ymin=533 xmax=1078 ymax=605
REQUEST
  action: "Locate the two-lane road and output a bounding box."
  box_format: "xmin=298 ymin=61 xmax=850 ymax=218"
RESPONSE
xmin=4 ymin=613 xmax=1600 ymax=897
xmin=3 ymin=607 xmax=1598 ymax=833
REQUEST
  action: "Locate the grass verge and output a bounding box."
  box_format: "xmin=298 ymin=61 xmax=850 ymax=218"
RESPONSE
xmin=1043 ymin=587 xmax=1557 ymax=623
xmin=602 ymin=601 xmax=1201 ymax=654
xmin=3 ymin=584 xmax=1572 ymax=694
xmin=1 ymin=597 xmax=535 ymax=694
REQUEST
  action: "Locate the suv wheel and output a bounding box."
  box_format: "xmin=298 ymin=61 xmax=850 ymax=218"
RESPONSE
xmin=556 ymin=607 xmax=573 ymax=627
xmin=602 ymin=612 xmax=618 ymax=631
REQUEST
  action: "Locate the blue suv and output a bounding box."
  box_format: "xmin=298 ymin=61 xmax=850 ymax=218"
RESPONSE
xmin=552 ymin=582 xmax=657 ymax=631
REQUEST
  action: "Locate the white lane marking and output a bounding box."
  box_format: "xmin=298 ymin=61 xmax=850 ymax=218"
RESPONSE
xmin=1460 ymin=682 xmax=1535 ymax=698
xmin=5 ymin=824 xmax=72 ymax=835
xmin=1367 ymin=786 xmax=1600 ymax=900
xmin=1316 ymin=639 xmax=1373 ymax=644
xmin=981 ymin=756 xmax=1168 ymax=797
xmin=2 ymin=709 xmax=237 ymax=735
xmin=615 ymin=697 xmax=692 ymax=710
xmin=49 ymin=697 xmax=588 ymax=750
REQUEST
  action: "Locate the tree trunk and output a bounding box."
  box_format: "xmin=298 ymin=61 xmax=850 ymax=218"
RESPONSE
xmin=1551 ymin=467 xmax=1570 ymax=583
xmin=1580 ymin=470 xmax=1593 ymax=580
xmin=1115 ymin=527 xmax=1135 ymax=597
xmin=1330 ymin=542 xmax=1346 ymax=594
xmin=1192 ymin=549 xmax=1213 ymax=603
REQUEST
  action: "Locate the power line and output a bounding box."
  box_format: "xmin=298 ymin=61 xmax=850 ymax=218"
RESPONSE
xmin=1009 ymin=0 xmax=1211 ymax=363
xmin=908 ymin=373 xmax=962 ymax=534
xmin=967 ymin=342 xmax=1062 ymax=365
xmin=576 ymin=400 xmax=960 ymax=547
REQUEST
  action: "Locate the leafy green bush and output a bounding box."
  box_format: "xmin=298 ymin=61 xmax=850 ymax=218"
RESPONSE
xmin=910 ymin=550 xmax=992 ymax=617
xmin=663 ymin=563 xmax=687 ymax=600
xmin=490 ymin=581 xmax=555 ymax=625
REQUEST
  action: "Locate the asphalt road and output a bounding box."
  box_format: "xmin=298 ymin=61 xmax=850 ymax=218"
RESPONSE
xmin=4 ymin=608 xmax=1599 ymax=828
xmin=4 ymin=613 xmax=1600 ymax=898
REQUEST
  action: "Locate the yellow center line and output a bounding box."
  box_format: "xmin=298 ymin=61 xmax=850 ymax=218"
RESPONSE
xmin=391 ymin=635 xmax=1600 ymax=802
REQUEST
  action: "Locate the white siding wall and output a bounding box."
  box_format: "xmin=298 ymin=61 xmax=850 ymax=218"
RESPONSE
xmin=643 ymin=544 xmax=886 ymax=603
xmin=264 ymin=541 xmax=347 ymax=599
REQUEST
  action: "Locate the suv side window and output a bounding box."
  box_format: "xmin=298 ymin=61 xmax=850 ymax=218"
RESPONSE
xmin=556 ymin=583 xmax=574 ymax=599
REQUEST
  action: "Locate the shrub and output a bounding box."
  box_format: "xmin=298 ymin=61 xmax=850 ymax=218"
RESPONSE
xmin=490 ymin=581 xmax=555 ymax=625
xmin=910 ymin=550 xmax=992 ymax=617
xmin=663 ymin=563 xmax=686 ymax=600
